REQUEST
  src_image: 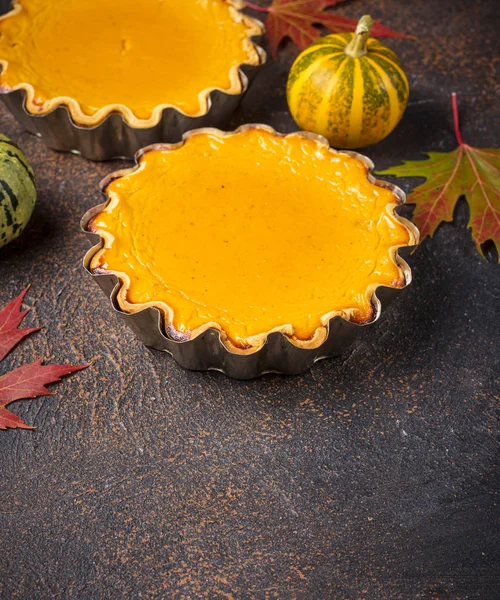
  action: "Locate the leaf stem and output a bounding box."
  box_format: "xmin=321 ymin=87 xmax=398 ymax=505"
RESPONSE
xmin=245 ymin=1 xmax=269 ymax=12
xmin=452 ymin=92 xmax=464 ymax=146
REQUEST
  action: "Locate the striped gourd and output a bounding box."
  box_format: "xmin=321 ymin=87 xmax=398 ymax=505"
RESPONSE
xmin=0 ymin=135 xmax=36 ymax=249
xmin=287 ymin=15 xmax=409 ymax=149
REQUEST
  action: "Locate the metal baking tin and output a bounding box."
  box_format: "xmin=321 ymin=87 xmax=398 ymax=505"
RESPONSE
xmin=0 ymin=7 xmax=265 ymax=161
xmin=81 ymin=127 xmax=419 ymax=379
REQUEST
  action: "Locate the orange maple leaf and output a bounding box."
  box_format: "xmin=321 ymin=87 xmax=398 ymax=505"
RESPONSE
xmin=245 ymin=0 xmax=411 ymax=57
xmin=379 ymin=94 xmax=500 ymax=261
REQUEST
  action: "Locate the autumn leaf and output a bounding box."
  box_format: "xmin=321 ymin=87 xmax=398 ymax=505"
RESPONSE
xmin=0 ymin=286 xmax=40 ymax=361
xmin=0 ymin=287 xmax=87 ymax=430
xmin=379 ymin=94 xmax=500 ymax=261
xmin=245 ymin=0 xmax=411 ymax=57
xmin=0 ymin=360 xmax=86 ymax=430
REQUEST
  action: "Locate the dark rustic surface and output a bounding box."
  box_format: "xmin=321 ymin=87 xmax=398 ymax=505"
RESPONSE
xmin=1 ymin=0 xmax=499 ymax=598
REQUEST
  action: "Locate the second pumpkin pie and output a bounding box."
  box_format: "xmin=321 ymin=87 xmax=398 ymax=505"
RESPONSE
xmin=0 ymin=0 xmax=263 ymax=126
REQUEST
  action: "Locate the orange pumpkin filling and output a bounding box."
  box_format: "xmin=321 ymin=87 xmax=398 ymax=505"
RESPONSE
xmin=0 ymin=0 xmax=261 ymax=125
xmin=89 ymin=128 xmax=414 ymax=349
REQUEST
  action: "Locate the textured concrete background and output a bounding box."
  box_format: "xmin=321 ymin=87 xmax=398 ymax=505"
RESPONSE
xmin=0 ymin=0 xmax=499 ymax=598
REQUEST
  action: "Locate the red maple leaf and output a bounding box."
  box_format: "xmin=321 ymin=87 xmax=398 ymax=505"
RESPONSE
xmin=0 ymin=286 xmax=40 ymax=361
xmin=0 ymin=287 xmax=87 ymax=430
xmin=379 ymin=94 xmax=500 ymax=260
xmin=245 ymin=0 xmax=411 ymax=57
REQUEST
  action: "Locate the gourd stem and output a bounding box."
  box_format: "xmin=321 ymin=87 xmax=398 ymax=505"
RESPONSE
xmin=345 ymin=15 xmax=374 ymax=58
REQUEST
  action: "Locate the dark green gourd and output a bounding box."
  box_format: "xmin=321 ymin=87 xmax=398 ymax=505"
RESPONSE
xmin=0 ymin=135 xmax=36 ymax=249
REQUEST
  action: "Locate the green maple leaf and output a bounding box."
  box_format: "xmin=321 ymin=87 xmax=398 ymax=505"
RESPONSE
xmin=379 ymin=94 xmax=500 ymax=261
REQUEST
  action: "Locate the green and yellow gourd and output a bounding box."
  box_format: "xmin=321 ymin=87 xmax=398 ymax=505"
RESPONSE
xmin=0 ymin=135 xmax=36 ymax=249
xmin=287 ymin=15 xmax=409 ymax=149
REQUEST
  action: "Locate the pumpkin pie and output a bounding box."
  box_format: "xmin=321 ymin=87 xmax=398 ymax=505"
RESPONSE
xmin=87 ymin=126 xmax=417 ymax=353
xmin=0 ymin=0 xmax=263 ymax=127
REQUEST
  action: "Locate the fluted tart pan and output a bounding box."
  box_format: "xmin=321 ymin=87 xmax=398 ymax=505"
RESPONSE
xmin=0 ymin=0 xmax=265 ymax=160
xmin=82 ymin=126 xmax=419 ymax=378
